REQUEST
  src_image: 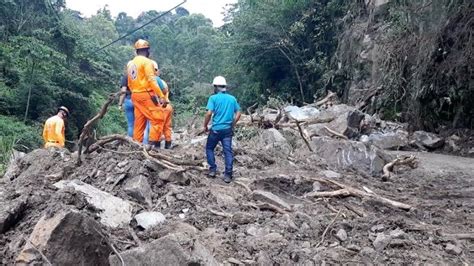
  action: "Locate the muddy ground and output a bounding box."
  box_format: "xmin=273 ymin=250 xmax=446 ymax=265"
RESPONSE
xmin=0 ymin=128 xmax=473 ymax=265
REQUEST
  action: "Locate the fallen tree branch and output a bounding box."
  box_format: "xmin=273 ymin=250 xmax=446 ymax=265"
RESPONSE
xmin=382 ymin=155 xmax=417 ymax=180
xmin=77 ymin=92 xmax=120 ymax=165
xmin=314 ymin=90 xmax=337 ymax=107
xmin=324 ymin=126 xmax=348 ymax=140
xmin=208 ymin=208 xmax=233 ymax=218
xmin=306 ymin=177 xmax=414 ymax=211
xmin=316 ymin=209 xmax=342 ymax=248
xmin=247 ymin=102 xmax=258 ymax=123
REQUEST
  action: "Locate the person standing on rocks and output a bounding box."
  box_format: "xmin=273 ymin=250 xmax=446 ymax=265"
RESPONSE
xmin=203 ymin=76 xmax=241 ymax=183
xmin=151 ymin=61 xmax=173 ymax=149
xmin=126 ymin=39 xmax=168 ymax=148
xmin=42 ymin=106 xmax=69 ymax=148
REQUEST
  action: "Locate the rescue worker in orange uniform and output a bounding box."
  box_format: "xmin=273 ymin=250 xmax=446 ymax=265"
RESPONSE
xmin=151 ymin=61 xmax=173 ymax=149
xmin=126 ymin=39 xmax=168 ymax=147
xmin=43 ymin=106 xmax=70 ymax=148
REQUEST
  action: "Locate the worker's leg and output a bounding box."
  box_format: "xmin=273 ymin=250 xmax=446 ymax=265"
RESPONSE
xmin=205 ymin=130 xmax=220 ymax=174
xmin=124 ymin=96 xmax=134 ymax=137
xmin=131 ymin=93 xmax=149 ymax=143
xmin=220 ymin=128 xmax=234 ymax=177
xmin=143 ymin=121 xmax=150 ymax=144
xmin=132 ymin=93 xmax=164 ymax=145
xmin=163 ymin=105 xmax=173 ymax=149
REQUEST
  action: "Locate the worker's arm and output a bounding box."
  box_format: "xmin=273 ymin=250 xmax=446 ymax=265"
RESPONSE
xmin=55 ymin=119 xmax=65 ymax=146
xmin=145 ymin=62 xmax=165 ymax=98
xmin=233 ymin=111 xmax=241 ymax=128
xmin=203 ymin=110 xmax=212 ymax=133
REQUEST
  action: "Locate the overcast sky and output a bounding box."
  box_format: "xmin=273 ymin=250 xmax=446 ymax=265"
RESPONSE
xmin=66 ymin=0 xmax=237 ymax=27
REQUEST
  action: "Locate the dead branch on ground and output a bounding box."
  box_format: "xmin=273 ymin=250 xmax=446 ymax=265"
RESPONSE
xmin=316 ymin=209 xmax=342 ymax=248
xmin=77 ymin=92 xmax=120 ymax=165
xmin=382 ymin=155 xmax=417 ymax=180
xmin=324 ymin=126 xmax=349 ymax=140
xmin=208 ymin=208 xmax=233 ymax=218
xmin=305 ymin=177 xmax=414 ymax=211
xmin=314 ymin=90 xmax=337 ymax=107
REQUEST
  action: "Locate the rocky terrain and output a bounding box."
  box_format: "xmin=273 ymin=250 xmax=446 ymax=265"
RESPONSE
xmin=1 ymin=103 xmax=473 ymax=265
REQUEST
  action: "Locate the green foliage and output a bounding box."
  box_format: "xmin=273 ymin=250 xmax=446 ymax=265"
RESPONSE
xmin=0 ymin=115 xmax=42 ymax=175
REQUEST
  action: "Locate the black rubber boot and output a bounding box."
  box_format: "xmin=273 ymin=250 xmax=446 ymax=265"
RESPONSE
xmin=164 ymin=141 xmax=172 ymax=149
xmin=149 ymin=141 xmax=161 ymax=149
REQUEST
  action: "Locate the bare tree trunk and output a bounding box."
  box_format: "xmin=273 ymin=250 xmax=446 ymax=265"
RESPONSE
xmin=277 ymin=46 xmax=305 ymax=103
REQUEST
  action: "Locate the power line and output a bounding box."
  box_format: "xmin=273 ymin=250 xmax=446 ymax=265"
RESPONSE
xmin=89 ymin=0 xmax=187 ymax=56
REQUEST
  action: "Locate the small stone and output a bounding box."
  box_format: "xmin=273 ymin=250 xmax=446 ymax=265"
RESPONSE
xmin=252 ymin=190 xmax=292 ymax=211
xmin=371 ymin=224 xmax=385 ymax=232
xmin=312 ymin=181 xmax=322 ymax=191
xmin=246 ymin=226 xmax=258 ymax=236
xmin=346 ymin=244 xmax=361 ymax=252
xmin=134 ymin=212 xmax=166 ymax=230
xmin=335 ymin=228 xmax=348 ymax=242
xmin=182 ymin=208 xmax=189 ymax=213
xmin=178 ymin=214 xmax=185 ymax=219
xmin=373 ymin=233 xmax=392 ymax=251
xmin=360 ymin=247 xmax=375 ymax=256
xmin=232 ymin=212 xmax=255 ymax=225
xmin=123 ymin=175 xmax=153 ymax=206
xmin=389 ymin=228 xmax=406 ymax=239
xmin=301 ymin=241 xmax=311 ymax=249
xmin=117 ymin=160 xmax=128 ymax=168
xmin=445 ymin=243 xmax=462 ymax=255
xmin=321 ymin=170 xmax=342 ymax=179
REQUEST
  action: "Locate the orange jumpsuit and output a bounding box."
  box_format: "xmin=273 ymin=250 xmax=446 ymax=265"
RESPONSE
xmin=127 ymin=56 xmax=166 ymax=143
xmin=43 ymin=115 xmax=65 ymax=148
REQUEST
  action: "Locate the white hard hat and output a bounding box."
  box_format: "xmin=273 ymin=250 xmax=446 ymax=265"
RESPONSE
xmin=212 ymin=76 xmax=227 ymax=86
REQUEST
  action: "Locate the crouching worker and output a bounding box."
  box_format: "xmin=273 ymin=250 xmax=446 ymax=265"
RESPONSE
xmin=203 ymin=76 xmax=241 ymax=183
xmin=43 ymin=106 xmax=69 ymax=148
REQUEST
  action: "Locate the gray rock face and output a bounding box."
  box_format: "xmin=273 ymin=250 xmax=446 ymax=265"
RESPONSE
xmin=124 ymin=175 xmax=153 ymax=206
xmin=284 ymin=106 xmax=321 ymax=121
xmin=2 ymin=150 xmax=25 ymax=180
xmin=328 ymin=110 xmax=365 ymax=139
xmin=260 ymin=128 xmax=292 ymax=154
xmin=134 ymin=212 xmax=166 ymax=230
xmin=312 ymin=137 xmax=390 ymax=175
xmin=54 ymin=179 xmax=133 ymax=228
xmin=367 ymin=130 xmax=409 ymax=150
xmin=252 ymin=190 xmax=292 ymax=211
xmin=109 ymin=233 xmax=218 ymax=266
xmin=16 ymin=210 xmax=111 ymax=265
xmin=412 ymin=131 xmax=445 ymax=149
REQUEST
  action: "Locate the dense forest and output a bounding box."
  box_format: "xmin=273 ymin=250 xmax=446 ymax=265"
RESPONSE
xmin=0 ymin=0 xmax=472 ymax=172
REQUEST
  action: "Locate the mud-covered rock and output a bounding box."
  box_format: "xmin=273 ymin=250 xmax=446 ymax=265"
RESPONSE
xmin=124 ymin=175 xmax=153 ymax=205
xmin=109 ymin=233 xmax=218 ymax=266
xmin=260 ymin=128 xmax=292 ymax=154
xmin=312 ymin=137 xmax=390 ymax=174
xmin=445 ymin=243 xmax=462 ymax=255
xmin=373 ymin=233 xmax=391 ymax=251
xmin=0 ymin=191 xmax=27 ymax=234
xmin=367 ymin=130 xmax=409 ymax=150
xmin=252 ymin=190 xmax=292 ymax=211
xmin=54 ymin=179 xmax=133 ymax=228
xmin=412 ymin=131 xmax=445 ymax=149
xmin=16 ymin=210 xmax=111 ymax=265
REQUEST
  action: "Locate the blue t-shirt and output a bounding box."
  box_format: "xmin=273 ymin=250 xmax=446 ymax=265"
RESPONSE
xmin=206 ymin=92 xmax=240 ymax=131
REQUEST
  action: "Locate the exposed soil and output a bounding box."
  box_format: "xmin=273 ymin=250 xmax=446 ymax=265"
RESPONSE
xmin=0 ymin=132 xmax=473 ymax=265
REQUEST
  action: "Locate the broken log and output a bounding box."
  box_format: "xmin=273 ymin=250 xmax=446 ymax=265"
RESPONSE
xmin=314 ymin=90 xmax=337 ymax=107
xmin=324 ymin=126 xmax=348 ymax=140
xmin=77 ymin=92 xmax=120 ymax=165
xmin=305 ymin=177 xmax=414 ymax=211
xmin=382 ymin=155 xmax=417 ymax=180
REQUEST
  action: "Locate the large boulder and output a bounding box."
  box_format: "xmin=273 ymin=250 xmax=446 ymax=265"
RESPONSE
xmin=328 ymin=110 xmax=365 ymax=138
xmin=109 ymin=233 xmax=218 ymax=266
xmin=260 ymin=128 xmax=292 ymax=154
xmin=312 ymin=137 xmax=390 ymax=174
xmin=412 ymin=131 xmax=445 ymax=149
xmin=124 ymin=175 xmax=153 ymax=206
xmin=134 ymin=212 xmax=166 ymax=230
xmin=284 ymin=106 xmax=320 ymax=121
xmin=16 ymin=210 xmax=111 ymax=265
xmin=252 ymin=190 xmax=292 ymax=211
xmin=366 ymin=130 xmax=409 ymax=150
xmin=54 ymin=179 xmax=133 ymax=228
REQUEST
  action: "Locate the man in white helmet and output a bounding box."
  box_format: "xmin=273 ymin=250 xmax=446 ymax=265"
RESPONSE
xmin=203 ymin=76 xmax=241 ymax=183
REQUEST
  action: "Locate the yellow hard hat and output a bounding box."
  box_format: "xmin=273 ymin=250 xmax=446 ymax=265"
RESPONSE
xmin=134 ymin=39 xmax=150 ymax=50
